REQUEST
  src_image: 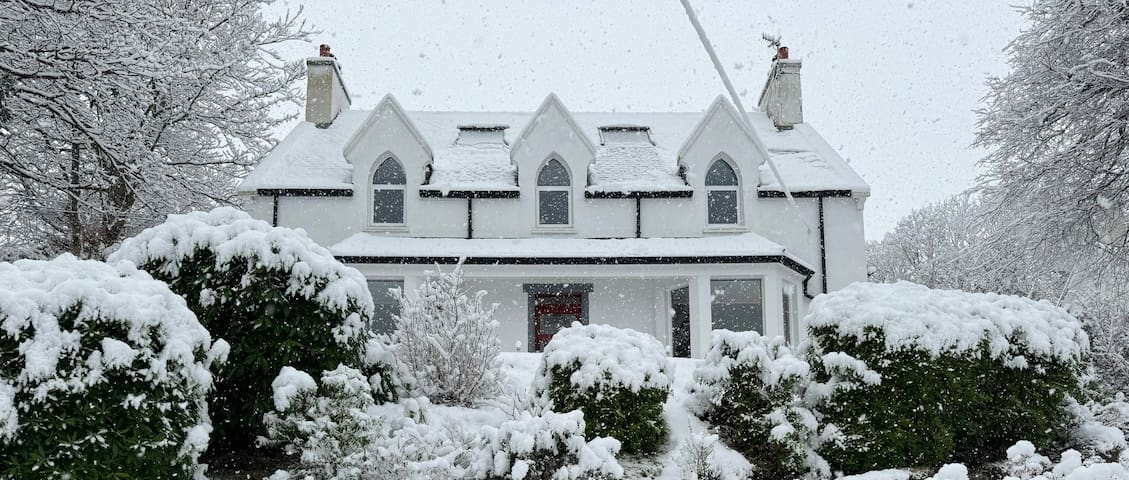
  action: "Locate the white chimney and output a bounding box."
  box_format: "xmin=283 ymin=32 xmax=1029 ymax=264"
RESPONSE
xmin=757 ymin=46 xmax=803 ymax=130
xmin=305 ymin=44 xmax=351 ymax=128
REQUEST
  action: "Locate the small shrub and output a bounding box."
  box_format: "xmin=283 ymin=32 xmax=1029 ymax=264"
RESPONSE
xmin=109 ymin=207 xmax=391 ymax=453
xmin=676 ymin=430 xmax=727 ymax=480
xmin=808 ymin=282 xmax=1087 ymax=473
xmin=532 ymin=323 xmax=670 ymax=454
xmin=263 ymin=365 xmax=385 ymax=479
xmin=0 ymin=255 xmax=225 ymax=478
xmin=689 ymin=330 xmax=829 ymax=479
xmin=474 ymin=410 xmax=623 ymax=480
xmin=393 ymin=262 xmax=502 ymax=406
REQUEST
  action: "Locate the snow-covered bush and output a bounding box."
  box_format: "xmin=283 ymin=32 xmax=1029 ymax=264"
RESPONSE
xmin=263 ymin=365 xmax=390 ymax=479
xmin=264 ymin=364 xmax=621 ymax=480
xmin=1002 ymin=441 xmax=1129 ymax=480
xmin=108 ymin=207 xmax=390 ymax=452
xmin=533 ymin=323 xmax=670 ymax=454
xmin=672 ymin=429 xmax=727 ymax=478
xmin=393 ymin=263 xmax=502 ymax=406
xmin=689 ymin=330 xmax=830 ymax=479
xmin=473 ymin=410 xmax=623 ymax=480
xmin=808 ymin=282 xmax=1088 ymax=473
xmin=0 ymin=255 xmax=225 ymax=478
xmin=1067 ymin=396 xmax=1129 ymax=458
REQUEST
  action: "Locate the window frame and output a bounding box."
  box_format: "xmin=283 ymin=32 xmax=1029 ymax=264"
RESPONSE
xmin=709 ymin=277 xmax=765 ymax=334
xmin=534 ymin=157 xmax=573 ymax=229
xmin=366 ymin=278 xmax=404 ymax=335
xmin=704 ymin=156 xmax=743 ymax=228
xmin=368 ymin=155 xmax=408 ymax=231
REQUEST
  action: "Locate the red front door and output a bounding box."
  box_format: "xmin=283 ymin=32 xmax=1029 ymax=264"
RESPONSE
xmin=534 ymin=294 xmax=582 ymax=351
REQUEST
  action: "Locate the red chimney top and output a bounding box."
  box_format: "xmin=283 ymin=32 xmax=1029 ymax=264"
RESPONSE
xmin=774 ymin=46 xmax=789 ymax=61
xmin=319 ymin=44 xmax=333 ymax=57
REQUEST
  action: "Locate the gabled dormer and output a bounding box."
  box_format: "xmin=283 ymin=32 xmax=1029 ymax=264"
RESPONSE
xmin=510 ymin=94 xmax=597 ymax=233
xmin=342 ymin=94 xmax=433 ymax=232
xmin=678 ymin=96 xmax=764 ymax=189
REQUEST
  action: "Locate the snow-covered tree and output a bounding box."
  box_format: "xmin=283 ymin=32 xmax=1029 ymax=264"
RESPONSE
xmin=974 ymin=0 xmax=1129 ymax=275
xmin=0 ymin=0 xmax=309 ymax=258
xmin=393 ymin=264 xmax=502 ymax=406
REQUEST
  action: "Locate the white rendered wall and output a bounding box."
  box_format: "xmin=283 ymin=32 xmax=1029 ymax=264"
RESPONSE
xmin=822 ymin=197 xmax=868 ymax=290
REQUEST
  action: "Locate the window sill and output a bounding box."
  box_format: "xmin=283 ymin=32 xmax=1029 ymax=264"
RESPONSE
xmin=532 ymin=225 xmax=576 ymax=235
xmin=703 ymin=225 xmax=749 ymax=234
xmin=364 ymin=224 xmax=410 ymax=234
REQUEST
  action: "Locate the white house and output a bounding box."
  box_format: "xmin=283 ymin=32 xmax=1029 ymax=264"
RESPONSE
xmin=239 ymin=46 xmax=869 ymax=358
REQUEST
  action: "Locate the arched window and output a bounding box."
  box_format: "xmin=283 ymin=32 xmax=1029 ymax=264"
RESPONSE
xmin=537 ymin=159 xmax=570 ymax=225
xmin=706 ymin=159 xmax=739 ymax=224
xmin=372 ymin=157 xmax=405 ymax=224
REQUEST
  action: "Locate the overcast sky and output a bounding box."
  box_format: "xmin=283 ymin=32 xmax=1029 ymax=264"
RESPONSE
xmin=268 ymin=0 xmax=1027 ymax=240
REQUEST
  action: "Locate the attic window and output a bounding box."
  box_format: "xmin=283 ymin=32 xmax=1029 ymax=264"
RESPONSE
xmin=598 ymin=125 xmax=653 ymax=146
xmin=456 ymin=124 xmax=509 ymax=146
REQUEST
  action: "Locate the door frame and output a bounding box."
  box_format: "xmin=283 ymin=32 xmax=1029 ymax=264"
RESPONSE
xmin=523 ymin=283 xmax=593 ymax=352
xmin=665 ymin=283 xmax=691 ymax=358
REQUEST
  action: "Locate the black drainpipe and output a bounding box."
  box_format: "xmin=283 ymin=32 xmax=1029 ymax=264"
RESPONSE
xmin=634 ymin=196 xmax=642 ymax=238
xmin=271 ymin=193 xmax=279 ymax=227
xmin=818 ymin=196 xmax=828 ymax=294
xmin=466 ymin=197 xmax=473 ymax=239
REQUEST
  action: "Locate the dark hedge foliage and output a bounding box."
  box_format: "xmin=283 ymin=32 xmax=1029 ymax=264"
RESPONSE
xmin=0 ymin=305 xmax=212 ymax=479
xmin=136 ymin=248 xmax=378 ymax=455
xmin=540 ymin=362 xmax=669 ymax=455
xmin=810 ymin=325 xmax=1082 ymax=474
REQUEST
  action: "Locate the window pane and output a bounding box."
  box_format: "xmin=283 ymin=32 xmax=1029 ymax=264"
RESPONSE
xmin=373 ymin=158 xmax=406 ymax=184
xmin=537 ymin=159 xmax=570 ymax=186
xmin=367 ymin=280 xmax=403 ymax=335
xmin=373 ymin=189 xmax=404 ymax=223
xmin=708 ymin=190 xmax=738 ymax=224
xmin=705 ymin=160 xmax=738 ymax=186
xmin=539 ymin=190 xmax=569 ymax=224
xmin=710 ymin=279 xmax=763 ymax=333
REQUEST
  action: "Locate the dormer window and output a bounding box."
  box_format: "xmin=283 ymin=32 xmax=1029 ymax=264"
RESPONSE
xmin=537 ymin=158 xmax=571 ymax=225
xmin=597 ymin=125 xmax=653 ymax=146
xmin=706 ymin=158 xmax=739 ymax=224
xmin=456 ymin=124 xmax=509 ymax=146
xmin=372 ymin=157 xmax=406 ymax=224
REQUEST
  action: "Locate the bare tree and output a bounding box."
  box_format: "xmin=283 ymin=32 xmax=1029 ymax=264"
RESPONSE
xmin=974 ymin=0 xmax=1129 ymax=276
xmin=0 ymin=0 xmax=310 ymax=257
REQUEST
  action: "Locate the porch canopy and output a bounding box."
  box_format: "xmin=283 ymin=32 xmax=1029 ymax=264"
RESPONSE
xmin=330 ymin=232 xmax=813 ymax=276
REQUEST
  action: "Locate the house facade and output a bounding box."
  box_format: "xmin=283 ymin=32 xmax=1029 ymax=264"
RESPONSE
xmin=239 ymin=48 xmax=869 ymax=358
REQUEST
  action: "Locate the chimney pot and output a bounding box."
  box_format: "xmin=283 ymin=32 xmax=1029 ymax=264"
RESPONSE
xmin=319 ymin=44 xmax=332 ymax=57
xmin=776 ymin=46 xmax=789 ymax=60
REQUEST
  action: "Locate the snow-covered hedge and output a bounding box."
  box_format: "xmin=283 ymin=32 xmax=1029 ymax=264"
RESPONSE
xmin=533 ymin=323 xmax=670 ymax=454
xmin=265 ymin=364 xmax=622 ymax=480
xmin=1002 ymin=440 xmax=1129 ymax=480
xmin=808 ymin=281 xmax=1087 ymax=473
xmin=0 ymin=255 xmax=225 ymax=478
xmin=473 ymin=410 xmax=624 ymax=480
xmin=689 ymin=330 xmax=830 ymax=479
xmin=394 ymin=263 xmax=502 ymax=406
xmin=108 ymin=207 xmax=391 ymax=452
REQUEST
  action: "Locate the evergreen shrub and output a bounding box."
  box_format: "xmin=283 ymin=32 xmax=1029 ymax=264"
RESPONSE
xmin=808 ymin=281 xmax=1087 ymax=473
xmin=532 ymin=323 xmax=670 ymax=454
xmin=689 ymin=330 xmax=828 ymax=480
xmin=109 ymin=207 xmax=395 ymax=454
xmin=0 ymin=256 xmax=224 ymax=479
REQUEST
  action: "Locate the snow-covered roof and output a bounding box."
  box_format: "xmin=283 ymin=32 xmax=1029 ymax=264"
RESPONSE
xmin=239 ymin=104 xmax=868 ymax=195
xmin=330 ymin=231 xmax=813 ymax=272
